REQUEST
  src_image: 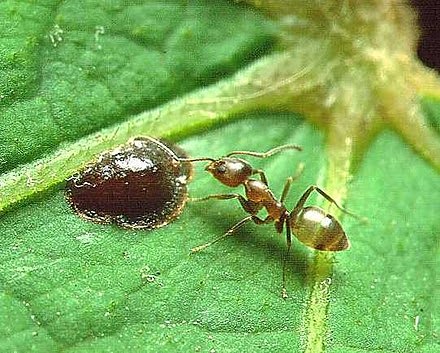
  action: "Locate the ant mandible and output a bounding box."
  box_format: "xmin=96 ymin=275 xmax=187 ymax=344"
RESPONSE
xmin=179 ymin=144 xmax=359 ymax=298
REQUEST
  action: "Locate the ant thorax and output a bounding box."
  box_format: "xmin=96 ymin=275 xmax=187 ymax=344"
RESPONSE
xmin=240 ymin=179 xmax=285 ymax=223
xmin=244 ymin=179 xmax=269 ymax=202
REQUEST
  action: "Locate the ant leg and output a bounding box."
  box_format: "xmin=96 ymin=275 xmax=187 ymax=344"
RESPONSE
xmin=191 ymin=215 xmax=253 ymax=253
xmin=291 ymin=185 xmax=360 ymax=220
xmin=282 ymin=219 xmax=292 ymax=299
xmin=254 ymin=161 xmax=304 ymax=202
xmin=189 ymin=193 xmax=261 ymax=215
xmin=280 ymin=178 xmax=293 ymax=204
xmin=189 ymin=193 xmax=242 ymax=202
xmin=280 ymin=163 xmax=304 ymax=203
xmin=251 ymin=214 xmax=290 ymax=299
xmin=250 ymin=215 xmax=273 ymax=225
xmin=252 ymin=169 xmax=268 ymax=185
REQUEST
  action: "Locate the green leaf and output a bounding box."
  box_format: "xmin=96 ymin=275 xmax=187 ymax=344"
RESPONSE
xmin=1 ymin=116 xmax=438 ymax=352
xmin=327 ymin=130 xmax=439 ymax=353
xmin=0 ymin=0 xmax=275 ymax=173
xmin=1 ymin=1 xmax=439 ymax=353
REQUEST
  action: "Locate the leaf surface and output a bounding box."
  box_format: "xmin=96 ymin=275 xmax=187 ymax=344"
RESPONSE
xmin=0 ymin=1 xmax=439 ymax=353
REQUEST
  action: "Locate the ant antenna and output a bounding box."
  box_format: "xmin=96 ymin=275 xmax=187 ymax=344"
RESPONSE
xmin=176 ymin=144 xmax=302 ymax=164
xmin=226 ymin=144 xmax=302 ymax=158
xmin=176 ymin=157 xmax=216 ymax=163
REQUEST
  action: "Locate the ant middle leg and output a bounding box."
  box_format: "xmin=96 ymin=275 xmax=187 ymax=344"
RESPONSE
xmin=250 ymin=214 xmax=274 ymax=225
xmin=280 ymin=162 xmax=305 ymax=203
xmin=190 ymin=215 xmax=274 ymax=253
xmin=190 ymin=215 xmax=253 ymax=253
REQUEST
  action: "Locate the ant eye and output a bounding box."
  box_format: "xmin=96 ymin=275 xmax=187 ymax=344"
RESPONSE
xmin=216 ymin=164 xmax=227 ymax=174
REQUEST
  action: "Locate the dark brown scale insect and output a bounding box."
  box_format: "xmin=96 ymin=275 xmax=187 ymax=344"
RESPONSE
xmin=65 ymin=136 xmax=192 ymax=229
xmin=179 ymin=145 xmax=359 ymax=298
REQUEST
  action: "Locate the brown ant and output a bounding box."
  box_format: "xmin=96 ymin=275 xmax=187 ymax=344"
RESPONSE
xmin=179 ymin=145 xmax=359 ymax=298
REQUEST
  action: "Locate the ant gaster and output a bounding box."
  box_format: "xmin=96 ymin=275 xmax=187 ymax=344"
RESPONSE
xmin=179 ymin=145 xmax=359 ymax=298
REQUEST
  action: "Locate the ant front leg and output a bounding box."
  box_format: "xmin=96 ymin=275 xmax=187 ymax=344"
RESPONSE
xmin=190 ymin=193 xmax=261 ymax=215
xmin=189 ymin=193 xmax=242 ymax=202
xmin=252 ymin=169 xmax=268 ymax=185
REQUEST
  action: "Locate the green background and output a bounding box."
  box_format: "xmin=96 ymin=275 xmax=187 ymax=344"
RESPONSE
xmin=0 ymin=1 xmax=438 ymax=352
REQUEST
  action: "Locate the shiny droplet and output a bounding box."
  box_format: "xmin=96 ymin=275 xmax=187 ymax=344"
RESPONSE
xmin=65 ymin=136 xmax=192 ymax=229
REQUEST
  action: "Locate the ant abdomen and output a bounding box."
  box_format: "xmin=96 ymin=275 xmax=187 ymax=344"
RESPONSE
xmin=290 ymin=206 xmax=350 ymax=252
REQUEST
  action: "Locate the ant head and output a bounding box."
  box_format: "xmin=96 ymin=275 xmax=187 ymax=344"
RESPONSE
xmin=205 ymin=157 xmax=253 ymax=187
xmin=291 ymin=206 xmax=350 ymax=251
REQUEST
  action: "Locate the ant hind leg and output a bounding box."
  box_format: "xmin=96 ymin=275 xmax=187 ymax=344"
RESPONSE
xmin=282 ymin=219 xmax=292 ymax=299
xmin=293 ymin=185 xmax=361 ymax=220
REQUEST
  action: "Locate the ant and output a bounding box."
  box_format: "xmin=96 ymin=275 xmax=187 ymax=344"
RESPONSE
xmin=179 ymin=144 xmax=359 ymax=298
